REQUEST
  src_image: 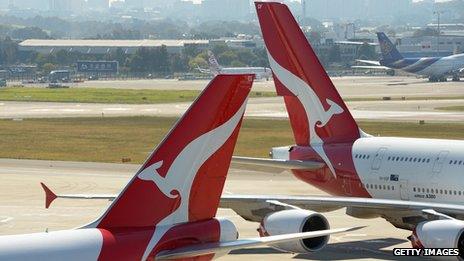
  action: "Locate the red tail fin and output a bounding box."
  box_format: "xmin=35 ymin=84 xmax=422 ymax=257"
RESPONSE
xmin=40 ymin=182 xmax=57 ymax=209
xmin=255 ymin=2 xmax=360 ymax=146
xmin=92 ymin=74 xmax=253 ymax=229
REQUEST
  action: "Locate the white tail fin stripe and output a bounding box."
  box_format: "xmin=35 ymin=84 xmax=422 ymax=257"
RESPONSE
xmin=140 ymin=100 xmax=248 ymax=259
xmin=268 ymin=52 xmax=340 ymax=178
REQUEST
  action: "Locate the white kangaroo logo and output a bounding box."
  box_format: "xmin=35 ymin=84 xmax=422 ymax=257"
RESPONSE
xmin=138 ymin=101 xmax=247 ymax=260
xmin=268 ymin=52 xmax=343 ymax=178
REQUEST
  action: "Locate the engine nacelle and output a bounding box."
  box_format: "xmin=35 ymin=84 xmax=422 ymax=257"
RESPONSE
xmin=410 ymin=220 xmax=464 ymax=259
xmin=258 ymin=209 xmax=330 ymax=253
xmin=217 ymin=217 xmax=239 ymax=243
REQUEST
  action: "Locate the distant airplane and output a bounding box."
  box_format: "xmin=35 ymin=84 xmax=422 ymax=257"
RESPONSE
xmin=198 ymin=50 xmax=272 ymax=80
xmin=354 ymin=32 xmax=464 ymax=82
xmin=0 ymin=74 xmax=358 ymax=260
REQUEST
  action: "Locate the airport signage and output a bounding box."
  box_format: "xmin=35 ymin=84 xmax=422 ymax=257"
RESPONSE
xmin=77 ymin=61 xmax=118 ymax=73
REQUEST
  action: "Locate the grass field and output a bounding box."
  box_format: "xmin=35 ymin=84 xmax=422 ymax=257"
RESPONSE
xmin=0 ymin=117 xmax=463 ymax=163
xmin=1 ymin=87 xmax=464 ymax=104
xmin=0 ymin=87 xmax=275 ymax=104
xmin=436 ymin=106 xmax=464 ymax=111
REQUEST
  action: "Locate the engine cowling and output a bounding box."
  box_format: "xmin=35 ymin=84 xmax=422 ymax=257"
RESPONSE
xmin=217 ymin=217 xmax=239 ymax=243
xmin=410 ymin=220 xmax=464 ymax=259
xmin=258 ymin=209 xmax=330 ymax=253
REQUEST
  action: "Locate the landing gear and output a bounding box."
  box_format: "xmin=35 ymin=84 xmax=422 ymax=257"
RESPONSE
xmin=452 ymin=74 xmax=461 ymax=82
xmin=428 ymin=76 xmax=448 ymax=82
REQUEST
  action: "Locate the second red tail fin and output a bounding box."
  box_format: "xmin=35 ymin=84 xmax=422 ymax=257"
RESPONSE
xmin=256 ymin=2 xmax=361 ymax=146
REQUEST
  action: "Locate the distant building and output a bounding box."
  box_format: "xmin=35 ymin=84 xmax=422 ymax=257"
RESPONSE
xmin=19 ymin=39 xmax=210 ymax=55
xmin=7 ymin=0 xmax=49 ymax=10
xmin=201 ymin=0 xmax=250 ymax=21
xmin=125 ymin=0 xmax=144 ymax=9
xmin=49 ymin=0 xmax=72 ymax=11
xmin=305 ymin=0 xmax=412 ymax=21
xmin=86 ymin=0 xmax=108 ymax=10
xmin=19 ymin=38 xmax=262 ymax=56
xmin=397 ymin=35 xmax=464 ymax=57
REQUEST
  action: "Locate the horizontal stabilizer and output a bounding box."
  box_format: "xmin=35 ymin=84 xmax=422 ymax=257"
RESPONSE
xmin=156 ymin=226 xmax=364 ymax=260
xmin=232 ymin=156 xmax=324 ymax=170
xmin=41 ymin=183 xmax=115 ymax=208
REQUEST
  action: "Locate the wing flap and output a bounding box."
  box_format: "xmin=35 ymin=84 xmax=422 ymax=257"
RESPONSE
xmin=156 ymin=227 xmax=363 ymax=260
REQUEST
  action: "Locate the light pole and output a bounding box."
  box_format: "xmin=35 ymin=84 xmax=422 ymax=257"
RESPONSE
xmin=433 ymin=11 xmax=443 ymax=57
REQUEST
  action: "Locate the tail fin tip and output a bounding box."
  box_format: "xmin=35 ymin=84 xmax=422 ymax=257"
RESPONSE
xmin=40 ymin=182 xmax=57 ymax=209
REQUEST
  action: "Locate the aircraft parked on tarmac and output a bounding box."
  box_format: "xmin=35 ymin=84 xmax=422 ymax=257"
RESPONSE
xmin=197 ymin=50 xmax=272 ymax=80
xmin=1 ymin=74 xmax=357 ymax=260
xmin=354 ymin=32 xmax=464 ymax=82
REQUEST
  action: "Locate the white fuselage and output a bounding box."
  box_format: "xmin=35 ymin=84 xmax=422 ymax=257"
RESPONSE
xmin=352 ymin=137 xmax=464 ymax=204
xmin=0 ymin=229 xmax=103 ymax=261
xmin=219 ymin=67 xmax=272 ymax=80
xmin=415 ymin=53 xmax=464 ymax=77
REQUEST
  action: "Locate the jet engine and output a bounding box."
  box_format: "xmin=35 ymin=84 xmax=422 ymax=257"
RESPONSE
xmin=217 ymin=218 xmax=239 ymax=242
xmin=258 ymin=209 xmax=330 ymax=253
xmin=410 ymin=219 xmax=464 ymax=259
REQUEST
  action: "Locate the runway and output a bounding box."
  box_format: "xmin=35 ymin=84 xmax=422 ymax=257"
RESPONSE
xmin=0 ymin=158 xmax=422 ymax=260
xmin=33 ymin=76 xmax=464 ymax=99
xmin=2 ymin=98 xmax=464 ymax=122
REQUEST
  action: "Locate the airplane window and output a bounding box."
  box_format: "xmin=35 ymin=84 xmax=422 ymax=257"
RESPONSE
xmin=449 ymin=190 xmax=452 ymax=195
xmin=459 ymin=191 xmax=462 ymax=196
xmin=396 ymin=157 xmax=400 ymax=161
xmin=375 ymin=184 xmax=378 ymax=189
xmin=459 ymin=161 xmax=462 ymax=165
xmin=454 ymin=160 xmax=458 ymax=164
xmin=409 ymin=158 xmax=413 ymax=162
xmin=445 ymin=190 xmax=448 ymax=194
xmin=450 ymin=160 xmax=453 ymax=164
xmin=392 ymin=186 xmax=395 ymax=190
xmin=422 ymin=159 xmax=426 ymax=163
xmin=400 ymin=157 xmax=404 ymax=161
xmin=440 ymin=189 xmax=443 ymax=194
xmin=413 ymin=187 xmax=416 ymax=192
xmin=383 ymin=185 xmax=386 ymax=190
xmin=427 ymin=159 xmax=430 ymax=163
xmin=367 ymin=155 xmax=370 ymax=159
xmin=454 ymin=191 xmax=457 ymax=195
xmin=413 ymin=158 xmax=417 ymax=162
xmin=387 ymin=156 xmax=391 ymax=160
xmin=426 ymin=188 xmax=429 ymax=193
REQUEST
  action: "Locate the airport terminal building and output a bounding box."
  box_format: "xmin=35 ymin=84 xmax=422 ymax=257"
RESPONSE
xmin=18 ymin=38 xmax=260 ymax=55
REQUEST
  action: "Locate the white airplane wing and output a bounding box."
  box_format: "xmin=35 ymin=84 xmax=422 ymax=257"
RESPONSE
xmin=156 ymin=227 xmax=363 ymax=260
xmin=232 ymin=156 xmax=324 ymax=170
xmin=220 ymin=194 xmax=464 ymax=224
xmin=351 ymin=65 xmax=391 ymax=70
xmin=335 ymin=41 xmax=378 ymax=46
xmin=355 ymin=59 xmax=381 ymax=65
